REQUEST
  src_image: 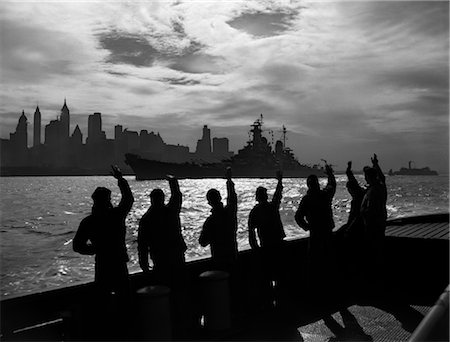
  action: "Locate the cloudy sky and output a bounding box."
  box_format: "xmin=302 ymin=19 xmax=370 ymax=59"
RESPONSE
xmin=0 ymin=0 xmax=448 ymax=172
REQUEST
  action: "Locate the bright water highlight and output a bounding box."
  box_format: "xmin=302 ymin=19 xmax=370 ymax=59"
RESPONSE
xmin=1 ymin=175 xmax=448 ymax=298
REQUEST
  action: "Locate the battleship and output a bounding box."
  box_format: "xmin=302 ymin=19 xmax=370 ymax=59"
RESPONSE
xmin=388 ymin=161 xmax=438 ymax=176
xmin=125 ymin=116 xmax=325 ymax=180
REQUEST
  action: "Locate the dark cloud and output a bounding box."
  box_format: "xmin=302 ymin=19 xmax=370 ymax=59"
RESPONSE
xmin=377 ymin=67 xmax=449 ymax=92
xmin=107 ymin=71 xmax=128 ymax=77
xmin=379 ymin=93 xmax=448 ymax=121
xmin=98 ymin=31 xmax=160 ymax=67
xmin=171 ymin=18 xmax=186 ymax=36
xmin=228 ymin=10 xmax=298 ymax=38
xmin=161 ymin=77 xmax=201 ymax=86
xmin=98 ymin=30 xmax=223 ymax=74
xmin=375 ymin=65 xmax=449 ymax=120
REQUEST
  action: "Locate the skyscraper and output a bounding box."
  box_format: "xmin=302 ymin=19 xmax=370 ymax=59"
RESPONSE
xmin=87 ymin=112 xmax=105 ymax=144
xmin=60 ymin=99 xmax=70 ymax=140
xmin=45 ymin=119 xmax=62 ymax=147
xmin=33 ymin=106 xmax=41 ymax=147
xmin=195 ymin=125 xmax=212 ymax=158
xmin=10 ymin=111 xmax=28 ymax=150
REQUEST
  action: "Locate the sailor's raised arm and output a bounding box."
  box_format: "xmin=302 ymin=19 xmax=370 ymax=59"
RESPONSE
xmin=346 ymin=161 xmax=357 ymax=183
xmin=346 ymin=161 xmax=363 ymax=194
xmin=226 ymin=167 xmax=237 ymax=210
xmin=371 ymin=154 xmax=386 ymax=185
xmin=111 ymin=165 xmax=134 ymax=215
xmin=272 ymin=170 xmax=283 ymax=207
xmin=73 ymin=219 xmax=96 ymax=255
xmin=324 ymin=164 xmax=336 ymax=197
xmin=167 ymin=175 xmax=182 ymax=210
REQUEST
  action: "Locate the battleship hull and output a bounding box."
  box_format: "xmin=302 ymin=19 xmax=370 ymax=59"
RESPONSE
xmin=125 ymin=154 xmax=325 ymax=180
xmin=390 ymin=168 xmax=438 ymax=176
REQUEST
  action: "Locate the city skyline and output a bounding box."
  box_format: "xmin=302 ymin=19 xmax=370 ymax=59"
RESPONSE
xmin=1 ymin=1 xmax=448 ymax=172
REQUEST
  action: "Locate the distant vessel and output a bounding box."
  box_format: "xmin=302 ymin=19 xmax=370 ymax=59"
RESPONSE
xmin=388 ymin=161 xmax=438 ymax=176
xmin=125 ymin=116 xmax=325 ymax=180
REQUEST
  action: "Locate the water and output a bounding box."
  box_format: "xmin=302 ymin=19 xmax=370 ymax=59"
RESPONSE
xmin=1 ymin=175 xmax=448 ymax=298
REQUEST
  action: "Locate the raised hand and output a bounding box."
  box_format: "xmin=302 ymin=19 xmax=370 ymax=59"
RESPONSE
xmin=371 ymin=154 xmax=379 ymax=166
xmin=110 ymin=165 xmax=123 ymax=180
xmin=325 ymin=163 xmax=334 ymax=176
xmin=347 ymin=161 xmax=352 ymax=172
xmin=166 ymin=174 xmax=175 ymax=182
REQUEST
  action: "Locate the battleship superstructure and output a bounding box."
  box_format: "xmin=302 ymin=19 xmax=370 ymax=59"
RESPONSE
xmin=125 ymin=116 xmax=324 ymax=180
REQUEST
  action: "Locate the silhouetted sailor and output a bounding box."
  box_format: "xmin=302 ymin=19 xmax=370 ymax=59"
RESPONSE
xmin=345 ymin=161 xmax=366 ymax=232
xmin=248 ymin=170 xmax=286 ymax=305
xmin=342 ymin=161 xmax=366 ymax=275
xmin=73 ymin=166 xmax=134 ymax=298
xmin=361 ymin=154 xmax=387 ymax=275
xmin=295 ymin=164 xmax=336 ymax=282
xmin=138 ymin=175 xmax=187 ymax=288
xmin=199 ymin=167 xmax=238 ymax=271
xmin=249 ymin=170 xmax=286 ymax=249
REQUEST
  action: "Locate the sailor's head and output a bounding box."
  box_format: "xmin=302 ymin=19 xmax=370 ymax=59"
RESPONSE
xmin=91 ymin=187 xmax=112 ymax=211
xmin=206 ymin=188 xmax=222 ymax=207
xmin=363 ymin=166 xmax=377 ymax=185
xmin=150 ymin=188 xmax=165 ymax=207
xmin=255 ymin=186 xmax=268 ymax=203
xmin=306 ymin=175 xmax=320 ymax=192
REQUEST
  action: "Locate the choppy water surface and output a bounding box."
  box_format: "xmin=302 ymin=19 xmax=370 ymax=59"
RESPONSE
xmin=1 ymin=175 xmax=448 ymax=298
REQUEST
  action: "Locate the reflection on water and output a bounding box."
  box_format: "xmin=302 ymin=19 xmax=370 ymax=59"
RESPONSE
xmin=1 ymin=175 xmax=448 ymax=297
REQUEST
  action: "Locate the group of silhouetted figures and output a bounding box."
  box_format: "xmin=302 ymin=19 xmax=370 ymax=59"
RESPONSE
xmin=73 ymin=154 xmax=387 ymax=335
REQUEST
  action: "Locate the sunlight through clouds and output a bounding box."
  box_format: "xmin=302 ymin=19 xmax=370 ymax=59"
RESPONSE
xmin=0 ymin=0 xmax=448 ymax=172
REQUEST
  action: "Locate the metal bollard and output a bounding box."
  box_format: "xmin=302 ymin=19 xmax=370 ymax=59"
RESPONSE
xmin=199 ymin=270 xmax=231 ymax=331
xmin=136 ymin=285 xmax=172 ymax=340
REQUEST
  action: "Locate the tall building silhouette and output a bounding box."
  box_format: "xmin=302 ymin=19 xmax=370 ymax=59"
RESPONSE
xmin=196 ymin=125 xmax=212 ymax=158
xmin=87 ymin=112 xmax=105 ymax=144
xmin=6 ymin=110 xmax=29 ymax=166
xmin=60 ymin=99 xmax=70 ymax=140
xmin=115 ymin=125 xmax=123 ymax=141
xmin=45 ymin=119 xmax=62 ymax=147
xmin=33 ymin=106 xmax=41 ymax=147
xmin=10 ymin=111 xmax=28 ymax=151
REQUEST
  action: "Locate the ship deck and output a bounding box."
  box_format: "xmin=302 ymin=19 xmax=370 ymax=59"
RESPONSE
xmin=1 ymin=213 xmax=449 ymax=341
xmin=222 ymin=214 xmax=450 ymax=342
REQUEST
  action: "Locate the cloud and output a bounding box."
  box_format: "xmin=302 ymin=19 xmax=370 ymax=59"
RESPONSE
xmin=228 ymin=10 xmax=298 ymax=38
xmin=0 ymin=19 xmax=87 ymax=83
xmin=376 ymin=67 xmax=449 ymax=93
xmin=169 ymin=52 xmax=226 ymax=74
xmin=0 ymin=1 xmax=448 ymax=172
xmin=161 ymin=77 xmax=201 ymax=86
xmin=98 ymin=31 xmax=161 ymax=67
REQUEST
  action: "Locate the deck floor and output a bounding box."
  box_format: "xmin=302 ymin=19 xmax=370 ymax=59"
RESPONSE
xmin=225 ymin=217 xmax=449 ymax=342
xmin=297 ymin=304 xmax=430 ymax=342
xmin=386 ymin=221 xmax=449 ymax=240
